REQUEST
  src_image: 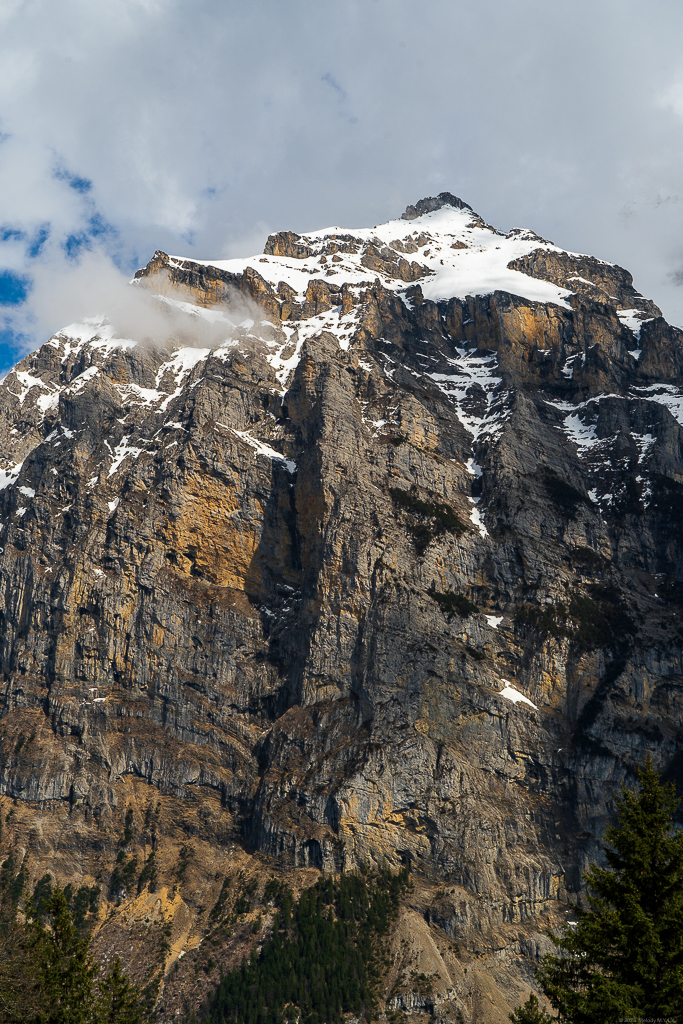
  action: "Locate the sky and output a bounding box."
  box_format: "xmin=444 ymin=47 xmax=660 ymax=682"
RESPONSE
xmin=2 ymin=0 xmax=683 ymax=373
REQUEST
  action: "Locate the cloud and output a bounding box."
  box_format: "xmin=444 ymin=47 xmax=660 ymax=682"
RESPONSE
xmin=3 ymin=243 xmax=269 ymax=363
xmin=24 ymin=249 xmax=150 ymax=342
xmin=321 ymin=73 xmax=347 ymax=100
xmin=658 ymin=74 xmax=683 ymax=121
xmin=2 ymin=0 xmax=683 ymax=374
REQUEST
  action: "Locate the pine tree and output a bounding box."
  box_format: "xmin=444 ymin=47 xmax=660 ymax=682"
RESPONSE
xmin=537 ymin=757 xmax=683 ymax=1021
xmin=509 ymin=992 xmax=554 ymax=1023
xmin=32 ymin=885 xmax=100 ymax=1024
xmin=95 ymin=956 xmax=144 ymax=1024
xmin=0 ymin=852 xmax=42 ymax=1022
xmin=0 ymin=869 xmax=147 ymax=1024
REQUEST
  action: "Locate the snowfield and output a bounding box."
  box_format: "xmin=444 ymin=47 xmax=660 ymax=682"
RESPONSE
xmin=177 ymin=204 xmax=574 ymax=311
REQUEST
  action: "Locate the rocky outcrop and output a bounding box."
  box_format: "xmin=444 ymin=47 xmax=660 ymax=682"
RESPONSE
xmin=1 ymin=195 xmax=683 ymax=1020
xmin=263 ymin=231 xmax=316 ymax=260
xmin=402 ymin=193 xmax=473 ymax=220
xmin=508 ymin=247 xmax=661 ymax=318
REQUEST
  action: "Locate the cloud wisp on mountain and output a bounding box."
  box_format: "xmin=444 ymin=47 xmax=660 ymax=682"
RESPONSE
xmin=2 ymin=0 xmax=683 ymax=372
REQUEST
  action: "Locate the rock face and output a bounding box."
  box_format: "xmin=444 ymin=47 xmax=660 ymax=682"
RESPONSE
xmin=1 ymin=195 xmax=683 ymax=1020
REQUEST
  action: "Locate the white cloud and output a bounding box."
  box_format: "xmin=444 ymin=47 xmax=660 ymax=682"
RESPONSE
xmin=658 ymin=76 xmax=683 ymax=120
xmin=2 ymin=244 xmax=266 ymax=354
xmin=3 ymin=0 xmax=683 ymax=364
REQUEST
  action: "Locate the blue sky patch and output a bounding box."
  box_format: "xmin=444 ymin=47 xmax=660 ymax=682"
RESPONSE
xmin=63 ymin=232 xmax=89 ymax=259
xmin=0 ymin=326 xmax=28 ymax=377
xmin=27 ymin=224 xmax=50 ymax=259
xmin=88 ymin=212 xmax=113 ymax=239
xmin=54 ymin=166 xmax=92 ymax=193
xmin=62 ymin=213 xmax=115 ymax=260
xmin=0 ymin=271 xmax=30 ymax=306
xmin=1 ymin=226 xmax=26 ymax=243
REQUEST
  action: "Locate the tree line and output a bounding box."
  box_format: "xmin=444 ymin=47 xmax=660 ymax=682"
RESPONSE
xmin=1 ymin=760 xmax=681 ymax=1023
xmin=202 ymin=866 xmax=412 ymax=1024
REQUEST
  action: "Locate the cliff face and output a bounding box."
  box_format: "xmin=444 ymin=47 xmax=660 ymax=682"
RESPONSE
xmin=1 ymin=192 xmax=683 ymax=1020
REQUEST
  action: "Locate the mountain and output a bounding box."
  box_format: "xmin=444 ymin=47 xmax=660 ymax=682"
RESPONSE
xmin=0 ymin=192 xmax=682 ymax=1022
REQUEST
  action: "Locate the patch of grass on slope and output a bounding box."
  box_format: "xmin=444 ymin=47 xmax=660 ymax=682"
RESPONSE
xmin=515 ymin=584 xmax=634 ymax=651
xmin=428 ymin=586 xmax=479 ymax=618
xmin=390 ymin=487 xmax=467 ymax=555
xmin=542 ymin=469 xmax=589 ymax=515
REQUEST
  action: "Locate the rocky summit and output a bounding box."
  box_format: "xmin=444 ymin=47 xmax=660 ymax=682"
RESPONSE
xmin=0 ymin=191 xmax=682 ymax=1021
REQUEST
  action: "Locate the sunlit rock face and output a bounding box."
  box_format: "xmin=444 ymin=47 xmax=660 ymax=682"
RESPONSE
xmin=2 ymin=192 xmax=683 ymax=1019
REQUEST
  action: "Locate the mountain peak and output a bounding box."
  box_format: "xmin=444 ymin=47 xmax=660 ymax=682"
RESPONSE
xmin=2 ymin=190 xmax=683 ymax=1022
xmin=401 ymin=191 xmax=473 ymax=220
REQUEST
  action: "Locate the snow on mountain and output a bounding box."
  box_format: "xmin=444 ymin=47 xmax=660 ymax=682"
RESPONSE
xmin=0 ymin=193 xmax=679 ymax=518
xmin=177 ymin=204 xmax=574 ymax=310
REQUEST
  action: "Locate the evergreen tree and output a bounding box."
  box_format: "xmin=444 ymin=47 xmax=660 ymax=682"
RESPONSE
xmin=204 ymin=866 xmax=411 ymax=1024
xmin=0 ymin=866 xmax=147 ymax=1024
xmin=0 ymin=851 xmax=42 ymax=1022
xmin=509 ymin=993 xmax=554 ymax=1023
xmin=31 ymin=886 xmax=100 ymax=1024
xmin=96 ymin=956 xmax=144 ymax=1024
xmin=537 ymin=758 xmax=683 ymax=1021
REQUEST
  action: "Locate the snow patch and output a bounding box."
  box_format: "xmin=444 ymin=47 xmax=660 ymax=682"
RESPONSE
xmin=107 ymin=437 xmax=145 ymax=477
xmin=112 ymin=382 xmax=163 ymax=408
xmin=187 ymin=204 xmax=574 ymax=310
xmin=563 ymin=411 xmax=599 ymax=449
xmin=5 ymin=367 xmax=60 ymax=415
xmin=468 ymin=498 xmax=488 ymax=538
xmin=225 ymin=427 xmax=297 ymax=473
xmin=65 ymin=365 xmax=100 ymax=394
xmin=9 ymin=370 xmax=52 ymax=406
xmin=631 ymin=432 xmax=655 ymax=463
xmin=52 ymin=317 xmax=137 ymax=363
xmin=618 ymin=308 xmax=653 ymax=339
xmin=631 ymin=384 xmax=683 ymax=426
xmin=498 ymin=681 xmax=538 ymax=710
xmin=561 ymin=354 xmax=580 ymax=379
xmin=0 ymin=463 xmax=22 ymax=491
xmin=485 ymin=615 xmax=503 ymax=629
xmin=156 ymin=347 xmax=209 ymax=412
xmin=37 ymin=391 xmax=59 ymax=413
xmin=425 ymin=349 xmax=510 ymax=441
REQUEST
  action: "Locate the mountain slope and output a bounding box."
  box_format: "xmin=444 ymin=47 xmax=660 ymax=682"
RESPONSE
xmin=1 ymin=192 xmax=682 ymax=1021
